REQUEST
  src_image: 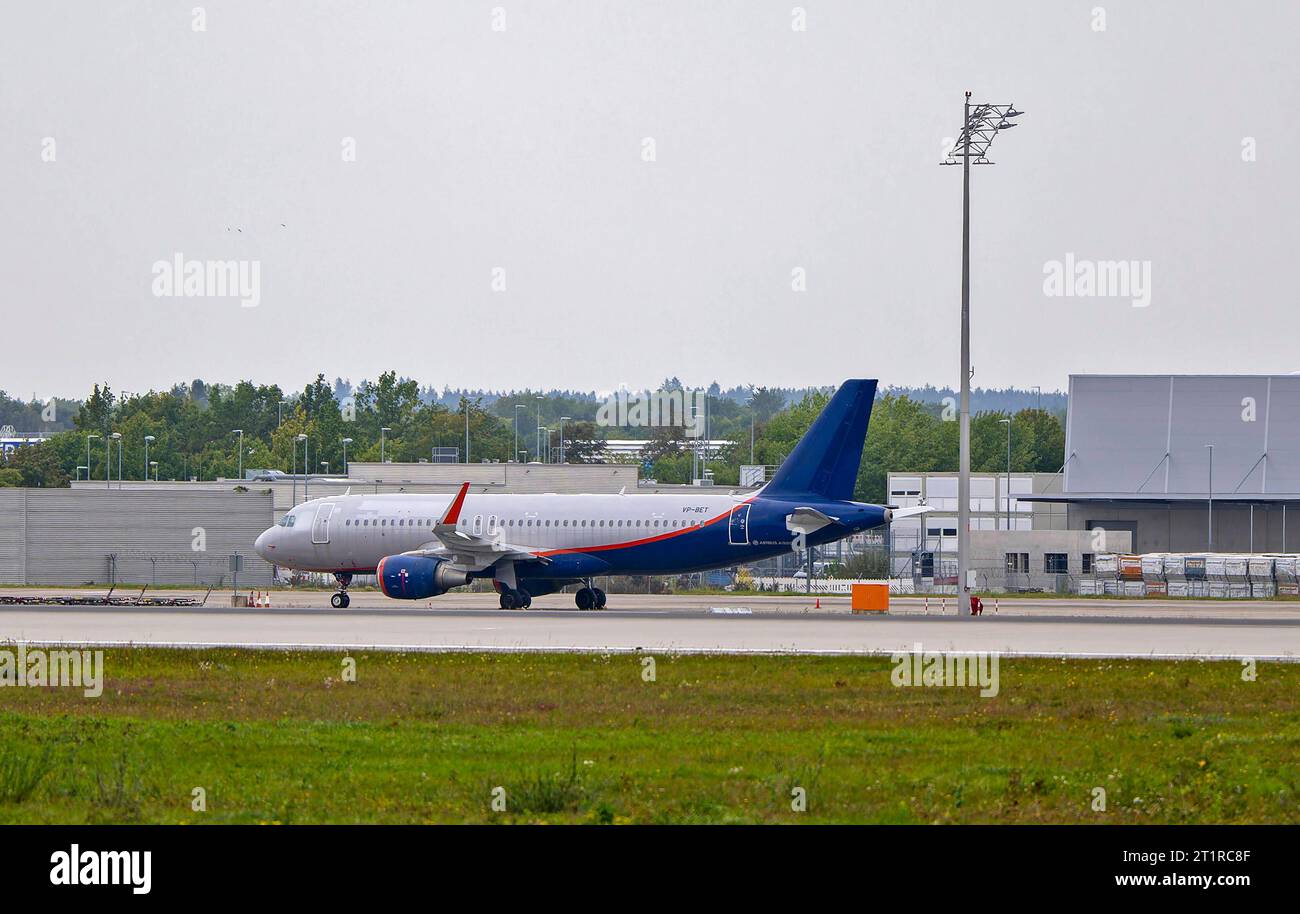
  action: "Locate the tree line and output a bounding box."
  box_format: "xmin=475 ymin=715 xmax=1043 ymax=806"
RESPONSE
xmin=0 ymin=375 xmax=1065 ymax=503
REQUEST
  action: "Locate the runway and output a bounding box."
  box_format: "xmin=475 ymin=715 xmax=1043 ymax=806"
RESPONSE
xmin=2 ymin=594 xmax=1298 ymax=660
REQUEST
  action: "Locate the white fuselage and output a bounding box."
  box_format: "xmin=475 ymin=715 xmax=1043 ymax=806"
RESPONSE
xmin=256 ymin=490 xmax=750 ymax=574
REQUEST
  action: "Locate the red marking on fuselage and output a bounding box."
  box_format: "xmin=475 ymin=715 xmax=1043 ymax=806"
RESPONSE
xmin=535 ymin=495 xmax=757 ymax=558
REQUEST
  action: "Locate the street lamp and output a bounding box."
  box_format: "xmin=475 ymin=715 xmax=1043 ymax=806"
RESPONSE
xmin=144 ymin=435 xmax=155 ymax=481
xmin=380 ymin=427 xmax=392 ymax=464
xmin=690 ymin=403 xmax=701 ymax=482
xmin=232 ymin=429 xmax=244 ymax=480
xmin=464 ymin=400 xmax=471 ymax=464
xmin=110 ymin=432 xmax=122 ymax=489
xmin=999 ymin=418 xmax=1011 ymax=531
xmin=514 ymin=404 xmax=526 ymax=462
xmin=942 ymin=91 xmax=1024 ymax=615
xmin=293 ymin=433 xmax=307 ymax=505
xmin=535 ymin=396 xmax=544 ymax=458
xmin=559 ymin=416 xmax=570 ymax=464
xmin=342 ymin=437 xmax=353 ymax=476
xmin=86 ymin=434 xmax=99 ymax=485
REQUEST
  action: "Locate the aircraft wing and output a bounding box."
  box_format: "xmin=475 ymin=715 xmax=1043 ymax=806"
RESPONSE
xmin=400 ymin=482 xmax=550 ymax=572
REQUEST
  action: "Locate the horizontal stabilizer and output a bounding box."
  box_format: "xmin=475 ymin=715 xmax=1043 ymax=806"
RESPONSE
xmin=785 ymin=506 xmax=839 ymax=536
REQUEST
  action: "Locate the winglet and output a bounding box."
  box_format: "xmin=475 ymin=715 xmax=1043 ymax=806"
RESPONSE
xmin=439 ymin=482 xmax=471 ymax=526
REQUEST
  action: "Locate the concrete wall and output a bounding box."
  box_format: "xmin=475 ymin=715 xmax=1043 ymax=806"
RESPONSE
xmin=968 ymin=529 xmax=1133 ymax=592
xmin=0 ymin=488 xmax=274 ymax=586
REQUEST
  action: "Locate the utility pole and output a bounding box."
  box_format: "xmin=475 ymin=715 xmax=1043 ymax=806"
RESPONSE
xmin=942 ymin=92 xmax=1024 ymax=616
xmin=1000 ymin=418 xmax=1012 ymax=531
xmin=747 ymin=396 xmax=755 ymax=464
xmin=1206 ymin=444 xmax=1214 ymax=551
xmin=535 ymin=396 xmax=544 ymax=460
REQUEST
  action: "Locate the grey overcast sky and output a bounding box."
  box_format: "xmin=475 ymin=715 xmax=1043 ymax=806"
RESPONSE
xmin=3 ymin=1 xmax=1298 ymax=400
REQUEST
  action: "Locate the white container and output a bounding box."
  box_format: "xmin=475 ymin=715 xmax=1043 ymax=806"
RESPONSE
xmin=1140 ymin=554 xmax=1166 ymax=582
xmin=1247 ymin=556 xmax=1275 ymax=582
xmin=1271 ymin=555 xmax=1297 ymax=584
xmin=1094 ymin=553 xmax=1121 ymax=577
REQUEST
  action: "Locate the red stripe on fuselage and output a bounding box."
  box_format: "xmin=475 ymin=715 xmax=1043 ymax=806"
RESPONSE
xmin=535 ymin=495 xmax=757 ymax=558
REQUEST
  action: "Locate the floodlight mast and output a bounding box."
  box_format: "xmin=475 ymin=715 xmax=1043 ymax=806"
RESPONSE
xmin=941 ymin=92 xmax=1023 ymax=616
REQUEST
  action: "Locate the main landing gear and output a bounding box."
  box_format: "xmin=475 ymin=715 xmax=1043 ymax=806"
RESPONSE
xmin=499 ymin=587 xmax=532 ymax=610
xmin=331 ymin=572 xmax=352 ymax=609
xmin=574 ymin=583 xmax=606 ymax=611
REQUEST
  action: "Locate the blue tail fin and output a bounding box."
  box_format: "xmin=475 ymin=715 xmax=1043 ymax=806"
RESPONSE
xmin=763 ymin=379 xmax=877 ymax=501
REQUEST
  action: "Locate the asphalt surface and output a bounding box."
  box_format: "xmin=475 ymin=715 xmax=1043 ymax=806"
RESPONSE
xmin=2 ymin=588 xmax=1297 ymax=659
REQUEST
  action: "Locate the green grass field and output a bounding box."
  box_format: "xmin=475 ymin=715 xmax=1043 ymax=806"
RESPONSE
xmin=1 ymin=649 xmax=1297 ymax=824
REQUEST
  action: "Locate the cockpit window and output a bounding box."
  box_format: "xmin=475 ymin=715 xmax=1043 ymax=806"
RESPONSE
xmin=277 ymin=514 xmax=298 ymax=528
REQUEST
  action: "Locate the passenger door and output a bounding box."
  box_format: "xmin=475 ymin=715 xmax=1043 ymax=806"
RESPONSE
xmin=312 ymin=503 xmax=334 ymax=544
xmin=728 ymin=504 xmax=750 ymax=545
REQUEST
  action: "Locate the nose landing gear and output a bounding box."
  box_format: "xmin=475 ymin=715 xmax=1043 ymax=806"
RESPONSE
xmin=331 ymin=572 xmax=353 ymax=609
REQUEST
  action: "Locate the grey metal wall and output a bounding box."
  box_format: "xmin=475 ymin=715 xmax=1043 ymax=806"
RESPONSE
xmin=1066 ymin=375 xmax=1300 ymax=497
xmin=0 ymin=489 xmax=274 ymax=586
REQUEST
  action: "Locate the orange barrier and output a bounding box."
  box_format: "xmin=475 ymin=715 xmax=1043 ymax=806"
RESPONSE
xmin=851 ymin=582 xmax=889 ymax=613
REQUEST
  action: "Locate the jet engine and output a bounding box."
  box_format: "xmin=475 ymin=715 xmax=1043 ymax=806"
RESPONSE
xmin=377 ymin=555 xmax=470 ymax=600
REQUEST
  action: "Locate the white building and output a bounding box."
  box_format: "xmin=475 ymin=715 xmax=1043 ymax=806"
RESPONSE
xmin=886 ymin=471 xmax=1068 ymax=582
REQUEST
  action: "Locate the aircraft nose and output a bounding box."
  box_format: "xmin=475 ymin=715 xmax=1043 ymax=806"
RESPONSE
xmin=254 ymin=528 xmax=275 ymax=561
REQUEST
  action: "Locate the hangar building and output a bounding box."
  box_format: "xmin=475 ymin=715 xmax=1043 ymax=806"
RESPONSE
xmin=1028 ymin=374 xmax=1300 ymax=553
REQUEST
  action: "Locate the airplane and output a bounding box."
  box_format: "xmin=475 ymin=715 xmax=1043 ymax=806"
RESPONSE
xmin=253 ymin=379 xmax=930 ymax=609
